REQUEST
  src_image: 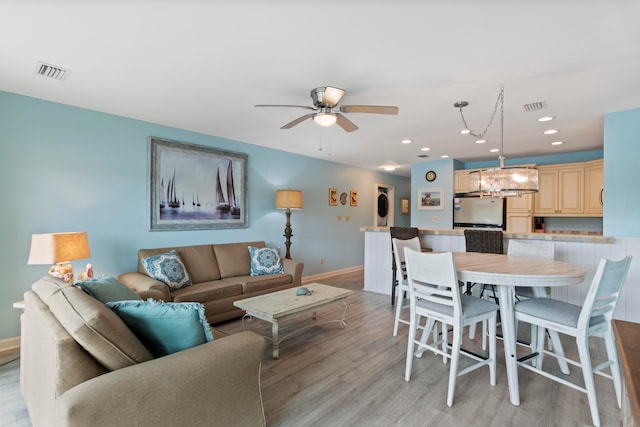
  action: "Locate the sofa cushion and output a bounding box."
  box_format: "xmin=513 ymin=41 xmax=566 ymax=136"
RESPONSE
xmin=171 ymin=280 xmax=243 ymax=303
xmin=214 ymin=241 xmax=265 ymax=278
xmin=222 ymin=274 xmax=294 ymax=294
xmin=106 ymin=300 xmax=214 ymax=357
xmin=248 ymin=246 xmax=284 ymax=276
xmin=45 ymin=284 xmax=154 ymax=370
xmin=138 ymin=245 xmax=221 ymax=283
xmin=77 ymin=276 xmax=142 ymax=303
xmin=141 ymin=250 xmax=192 ymax=290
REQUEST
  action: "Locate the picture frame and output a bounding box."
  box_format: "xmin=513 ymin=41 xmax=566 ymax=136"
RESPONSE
xmin=350 ymin=190 xmax=358 ymax=207
xmin=329 ymin=188 xmax=338 ymax=206
xmin=149 ymin=137 xmax=248 ymax=231
xmin=400 ymin=197 xmax=410 ymax=214
xmin=417 ymin=187 xmax=444 ymax=210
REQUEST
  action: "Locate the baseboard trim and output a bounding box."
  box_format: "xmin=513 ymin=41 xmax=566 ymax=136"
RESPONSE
xmin=0 ymin=336 xmax=20 ymax=365
xmin=302 ymin=265 xmax=364 ymax=284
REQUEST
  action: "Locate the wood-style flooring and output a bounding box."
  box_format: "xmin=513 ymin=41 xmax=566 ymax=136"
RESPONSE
xmin=0 ymin=270 xmax=622 ymax=426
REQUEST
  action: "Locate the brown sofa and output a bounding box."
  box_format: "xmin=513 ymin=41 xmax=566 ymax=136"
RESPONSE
xmin=20 ymin=275 xmax=267 ymax=427
xmin=118 ymin=241 xmax=304 ymax=324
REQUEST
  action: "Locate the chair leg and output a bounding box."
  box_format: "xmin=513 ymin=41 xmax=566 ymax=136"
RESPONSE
xmin=535 ymin=326 xmax=546 ymax=369
xmin=405 ymin=313 xmax=419 ymax=382
xmin=603 ymin=329 xmax=623 ymax=408
xmin=415 ymin=317 xmax=436 ymax=358
xmin=548 ymin=330 xmax=570 ymax=375
xmin=447 ymin=327 xmax=462 ymax=407
xmin=393 ymin=287 xmax=404 ymax=337
xmin=577 ymin=336 xmax=601 ymax=427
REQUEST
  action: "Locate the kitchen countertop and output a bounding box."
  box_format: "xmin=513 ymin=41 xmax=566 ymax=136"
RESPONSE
xmin=360 ymin=226 xmax=614 ymax=244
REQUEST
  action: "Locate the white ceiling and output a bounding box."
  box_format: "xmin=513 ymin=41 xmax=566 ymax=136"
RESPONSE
xmin=2 ymin=1 xmax=640 ymax=177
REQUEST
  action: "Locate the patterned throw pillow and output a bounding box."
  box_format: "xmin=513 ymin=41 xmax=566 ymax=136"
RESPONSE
xmin=248 ymin=246 xmax=284 ymax=276
xmin=141 ymin=250 xmax=192 ymax=290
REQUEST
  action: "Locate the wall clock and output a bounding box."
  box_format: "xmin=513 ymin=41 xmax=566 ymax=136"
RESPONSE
xmin=425 ymin=170 xmax=437 ymax=182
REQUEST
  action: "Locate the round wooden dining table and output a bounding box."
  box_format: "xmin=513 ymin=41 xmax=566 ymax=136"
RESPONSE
xmin=453 ymin=251 xmax=588 ymax=406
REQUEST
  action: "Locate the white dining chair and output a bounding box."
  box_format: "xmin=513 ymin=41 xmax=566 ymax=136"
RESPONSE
xmin=404 ymin=248 xmax=499 ymax=407
xmin=515 ymin=255 xmax=632 ymax=427
xmin=391 ymin=237 xmax=421 ymax=336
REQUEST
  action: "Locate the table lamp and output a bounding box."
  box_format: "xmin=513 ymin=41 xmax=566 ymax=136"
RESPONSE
xmin=275 ymin=189 xmax=303 ymax=259
xmin=27 ymin=232 xmax=91 ymax=283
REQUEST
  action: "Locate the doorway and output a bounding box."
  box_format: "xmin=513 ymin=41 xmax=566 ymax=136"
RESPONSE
xmin=375 ymin=184 xmax=394 ymax=226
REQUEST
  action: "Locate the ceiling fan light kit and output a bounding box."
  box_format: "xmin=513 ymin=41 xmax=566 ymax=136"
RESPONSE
xmin=256 ymin=86 xmax=399 ymax=132
xmin=456 ymin=87 xmax=539 ymax=198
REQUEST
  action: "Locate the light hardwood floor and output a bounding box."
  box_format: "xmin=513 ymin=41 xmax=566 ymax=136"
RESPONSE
xmin=1 ymin=270 xmax=622 ymax=426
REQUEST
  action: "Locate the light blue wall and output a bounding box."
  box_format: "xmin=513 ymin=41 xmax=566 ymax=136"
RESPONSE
xmin=410 ymin=159 xmax=455 ymax=228
xmin=604 ymin=107 xmax=640 ymax=237
xmin=0 ymin=90 xmax=410 ymax=339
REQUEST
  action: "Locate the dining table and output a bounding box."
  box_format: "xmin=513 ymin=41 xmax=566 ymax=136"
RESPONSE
xmin=452 ymin=251 xmax=588 ymax=406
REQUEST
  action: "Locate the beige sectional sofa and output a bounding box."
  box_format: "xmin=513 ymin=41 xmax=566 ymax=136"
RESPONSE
xmin=118 ymin=241 xmax=304 ymax=324
xmin=21 ymin=275 xmax=267 ymax=427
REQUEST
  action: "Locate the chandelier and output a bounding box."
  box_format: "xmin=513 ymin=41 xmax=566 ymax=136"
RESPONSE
xmin=455 ymin=87 xmax=538 ymax=197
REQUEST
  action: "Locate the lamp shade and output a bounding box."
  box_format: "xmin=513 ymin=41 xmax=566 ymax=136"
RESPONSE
xmin=27 ymin=232 xmax=91 ymax=264
xmin=313 ymin=113 xmax=337 ymax=127
xmin=468 ymin=167 xmax=539 ymax=197
xmin=275 ymin=190 xmax=303 ymax=210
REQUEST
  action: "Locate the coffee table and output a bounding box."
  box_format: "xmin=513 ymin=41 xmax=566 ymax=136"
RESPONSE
xmin=233 ymin=282 xmax=353 ymax=359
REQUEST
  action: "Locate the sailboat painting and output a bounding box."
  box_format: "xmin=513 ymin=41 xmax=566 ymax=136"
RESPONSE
xmin=149 ymin=137 xmax=248 ymax=231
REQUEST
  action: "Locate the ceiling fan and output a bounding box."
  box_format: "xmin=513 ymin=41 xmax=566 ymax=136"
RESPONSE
xmin=255 ymin=86 xmax=399 ymax=132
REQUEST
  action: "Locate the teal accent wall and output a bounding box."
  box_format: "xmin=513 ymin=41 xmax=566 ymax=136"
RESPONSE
xmin=0 ymin=90 xmax=410 ymax=339
xmin=464 ymin=150 xmax=603 ymax=169
xmin=604 ymin=107 xmax=640 ymax=237
xmin=411 ymin=159 xmax=455 ymax=228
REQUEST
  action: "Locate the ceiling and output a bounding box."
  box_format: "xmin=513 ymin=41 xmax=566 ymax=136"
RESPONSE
xmin=2 ymin=1 xmax=640 ymax=177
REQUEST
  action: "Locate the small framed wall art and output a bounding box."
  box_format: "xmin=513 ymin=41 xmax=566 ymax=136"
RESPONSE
xmin=400 ymin=197 xmax=409 ymax=214
xmin=350 ymin=190 xmax=358 ymax=206
xmin=329 ymin=188 xmax=338 ymax=206
xmin=417 ymin=187 xmax=444 ymax=210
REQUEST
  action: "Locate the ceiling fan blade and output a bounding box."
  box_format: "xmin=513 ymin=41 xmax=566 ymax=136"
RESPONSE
xmin=335 ymin=113 xmax=359 ymax=132
xmin=281 ymin=114 xmax=313 ymax=129
xmin=339 ymin=105 xmax=399 ymax=115
xmin=255 ymin=104 xmax=316 ymax=111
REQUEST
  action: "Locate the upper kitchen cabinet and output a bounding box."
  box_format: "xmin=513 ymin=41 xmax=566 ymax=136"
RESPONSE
xmin=533 ymin=160 xmax=603 ymax=217
xmin=584 ymin=159 xmax=604 ymax=216
xmin=454 ymin=169 xmax=476 ymax=194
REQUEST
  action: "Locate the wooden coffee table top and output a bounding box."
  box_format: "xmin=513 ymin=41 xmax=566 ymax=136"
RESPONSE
xmin=233 ymin=282 xmax=353 ymax=321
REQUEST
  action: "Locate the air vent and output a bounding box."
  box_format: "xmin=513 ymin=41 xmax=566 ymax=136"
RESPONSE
xmin=417 ymin=154 xmax=429 ymax=158
xmin=34 ymin=61 xmax=70 ymax=81
xmin=522 ymin=101 xmax=546 ymax=112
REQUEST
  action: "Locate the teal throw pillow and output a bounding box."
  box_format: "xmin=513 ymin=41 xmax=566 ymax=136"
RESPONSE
xmin=106 ymin=299 xmax=213 ymax=357
xmin=77 ymin=275 xmax=142 ymax=304
xmin=141 ymin=250 xmax=192 ymax=290
xmin=248 ymin=246 xmax=284 ymax=276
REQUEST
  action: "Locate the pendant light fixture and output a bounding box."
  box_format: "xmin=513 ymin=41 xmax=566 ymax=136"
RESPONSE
xmin=455 ymin=87 xmax=538 ymax=197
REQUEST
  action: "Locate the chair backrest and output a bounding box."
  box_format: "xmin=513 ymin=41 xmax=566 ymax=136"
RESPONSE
xmin=390 ymin=227 xmax=419 ymax=240
xmin=578 ymin=256 xmax=632 ymax=332
xmin=507 ymin=240 xmax=555 ymax=260
xmin=392 ymin=237 xmax=422 ymax=283
xmin=404 ymin=248 xmax=461 ymax=322
xmin=464 ymin=229 xmax=503 ymax=254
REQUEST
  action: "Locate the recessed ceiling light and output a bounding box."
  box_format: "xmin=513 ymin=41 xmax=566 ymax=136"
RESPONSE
xmin=544 ymin=129 xmax=558 ymax=135
xmin=441 ymin=155 xmax=449 ymax=158
xmin=538 ymin=116 xmax=555 ymax=122
xmin=551 ymin=141 xmax=564 ymax=146
xmin=460 ymin=129 xmax=470 ymax=135
xmin=381 ymin=164 xmax=398 ymax=171
xmin=489 ymin=148 xmax=500 ymax=153
xmin=401 ymin=139 xmax=413 ymax=144
xmin=420 ymin=147 xmax=430 ymax=151
xmin=475 ymin=139 xmax=486 ymax=144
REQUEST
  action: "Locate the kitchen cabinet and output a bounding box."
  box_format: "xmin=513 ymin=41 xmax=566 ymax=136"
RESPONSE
xmin=506 ymin=193 xmax=534 ymax=232
xmin=584 ymin=159 xmax=604 ymax=216
xmin=454 ymin=170 xmax=474 ymax=194
xmin=534 ymin=164 xmax=584 ymax=216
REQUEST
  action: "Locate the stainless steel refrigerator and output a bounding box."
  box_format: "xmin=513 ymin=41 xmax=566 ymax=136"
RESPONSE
xmin=453 ymin=197 xmax=505 ymax=229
